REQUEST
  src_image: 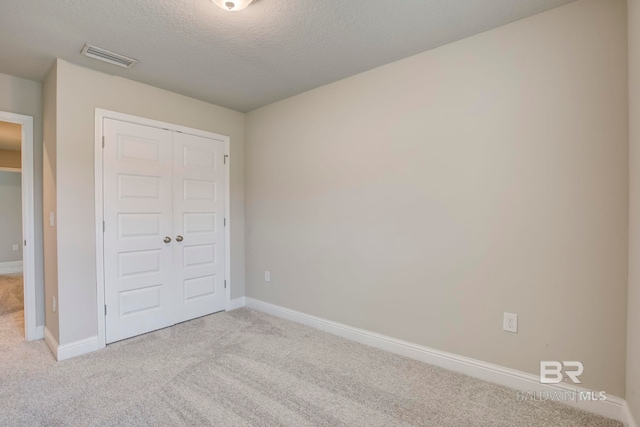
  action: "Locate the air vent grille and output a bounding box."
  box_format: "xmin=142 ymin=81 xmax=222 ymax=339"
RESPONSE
xmin=80 ymin=44 xmax=138 ymax=69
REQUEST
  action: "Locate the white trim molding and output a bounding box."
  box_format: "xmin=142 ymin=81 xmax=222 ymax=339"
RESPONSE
xmin=245 ymin=298 xmax=630 ymax=425
xmin=0 ymin=261 xmax=23 ymax=275
xmin=94 ymin=109 xmax=232 ymax=349
xmin=57 ymin=336 xmax=101 ymax=361
xmin=0 ymin=111 xmax=37 ymax=342
xmin=43 ymin=327 xmax=100 ymax=361
xmin=0 ymin=166 xmax=20 ymax=173
xmin=227 ymin=297 xmax=246 ymax=311
xmin=43 ymin=327 xmax=58 ymax=358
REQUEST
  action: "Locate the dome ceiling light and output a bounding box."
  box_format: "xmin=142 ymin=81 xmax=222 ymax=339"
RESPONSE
xmin=212 ymin=0 xmax=255 ymax=12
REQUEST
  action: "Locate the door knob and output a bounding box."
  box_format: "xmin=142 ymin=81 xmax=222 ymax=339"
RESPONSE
xmin=164 ymin=236 xmax=172 ymax=243
xmin=176 ymin=235 xmax=184 ymax=242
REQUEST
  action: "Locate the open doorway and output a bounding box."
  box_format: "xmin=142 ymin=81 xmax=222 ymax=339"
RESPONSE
xmin=0 ymin=112 xmax=37 ymax=342
xmin=0 ymin=121 xmax=24 ymax=339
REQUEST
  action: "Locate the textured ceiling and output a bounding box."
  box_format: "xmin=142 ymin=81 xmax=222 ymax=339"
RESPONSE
xmin=0 ymin=121 xmax=21 ymax=152
xmin=0 ymin=0 xmax=576 ymax=112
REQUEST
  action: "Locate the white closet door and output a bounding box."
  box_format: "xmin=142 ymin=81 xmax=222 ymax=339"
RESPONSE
xmin=103 ymin=119 xmax=174 ymax=344
xmin=172 ymin=132 xmax=226 ymax=323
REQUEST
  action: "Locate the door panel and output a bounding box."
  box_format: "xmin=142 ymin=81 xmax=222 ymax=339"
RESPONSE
xmin=172 ymin=132 xmax=226 ymax=323
xmin=103 ymin=119 xmax=226 ymax=342
xmin=103 ymin=119 xmax=174 ymax=343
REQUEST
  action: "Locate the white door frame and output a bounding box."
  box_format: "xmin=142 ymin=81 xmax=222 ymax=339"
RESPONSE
xmin=94 ymin=109 xmax=231 ymax=348
xmin=0 ymin=111 xmax=38 ymax=341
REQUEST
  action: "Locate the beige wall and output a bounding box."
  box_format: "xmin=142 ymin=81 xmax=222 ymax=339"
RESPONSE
xmin=0 ymin=72 xmax=44 ymax=326
xmin=0 ymin=149 xmax=20 ymax=169
xmin=42 ymin=63 xmax=59 ymax=341
xmin=246 ymin=0 xmax=628 ymax=396
xmin=53 ymin=60 xmax=245 ymax=345
xmin=0 ymin=171 xmax=23 ymax=263
xmin=628 ymin=0 xmax=640 ymax=421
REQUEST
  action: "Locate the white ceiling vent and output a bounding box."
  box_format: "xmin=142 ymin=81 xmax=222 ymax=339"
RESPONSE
xmin=80 ymin=44 xmax=138 ymax=69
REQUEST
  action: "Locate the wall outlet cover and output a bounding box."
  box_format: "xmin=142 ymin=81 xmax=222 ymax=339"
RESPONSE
xmin=503 ymin=312 xmax=518 ymax=333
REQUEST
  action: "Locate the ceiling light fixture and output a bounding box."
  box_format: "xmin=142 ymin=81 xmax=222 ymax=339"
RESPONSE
xmin=211 ymin=0 xmax=254 ymax=12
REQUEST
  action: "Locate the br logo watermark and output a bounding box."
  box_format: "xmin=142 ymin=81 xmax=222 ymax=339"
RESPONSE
xmin=540 ymin=361 xmax=583 ymax=384
xmin=515 ymin=361 xmax=607 ymax=402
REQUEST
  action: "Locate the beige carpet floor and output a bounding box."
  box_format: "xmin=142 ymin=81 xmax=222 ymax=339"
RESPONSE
xmin=0 ymin=281 xmax=622 ymax=426
xmin=0 ymin=273 xmax=23 ymax=316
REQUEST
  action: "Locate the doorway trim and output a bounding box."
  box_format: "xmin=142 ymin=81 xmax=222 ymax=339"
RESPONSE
xmin=94 ymin=109 xmax=231 ymax=348
xmin=0 ymin=111 xmax=38 ymax=341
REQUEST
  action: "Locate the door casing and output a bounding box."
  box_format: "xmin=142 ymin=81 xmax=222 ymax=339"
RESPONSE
xmin=0 ymin=111 xmax=38 ymax=341
xmin=94 ymin=109 xmax=231 ymax=349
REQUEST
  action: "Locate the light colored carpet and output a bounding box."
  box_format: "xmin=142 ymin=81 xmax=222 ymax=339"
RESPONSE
xmin=0 ymin=303 xmax=621 ymax=426
xmin=0 ymin=273 xmax=23 ymax=316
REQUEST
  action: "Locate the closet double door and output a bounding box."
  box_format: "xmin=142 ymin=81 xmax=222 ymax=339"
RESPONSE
xmin=103 ymin=118 xmax=226 ymax=344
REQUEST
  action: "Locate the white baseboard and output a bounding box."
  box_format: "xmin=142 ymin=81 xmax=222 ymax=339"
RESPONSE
xmin=57 ymin=335 xmax=100 ymax=361
xmin=624 ymin=402 xmax=639 ymax=427
xmin=0 ymin=260 xmax=23 ymax=275
xmin=227 ymin=297 xmax=246 ymax=311
xmin=43 ymin=327 xmax=100 ymax=361
xmin=245 ymin=297 xmax=629 ymax=424
xmin=43 ymin=326 xmax=58 ymax=359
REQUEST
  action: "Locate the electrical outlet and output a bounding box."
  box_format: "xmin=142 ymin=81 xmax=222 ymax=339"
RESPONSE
xmin=12 ymin=244 xmax=19 ymax=251
xmin=52 ymin=296 xmax=57 ymax=313
xmin=264 ymin=271 xmax=270 ymax=282
xmin=503 ymin=312 xmax=518 ymax=333
xmin=49 ymin=212 xmax=55 ymax=227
